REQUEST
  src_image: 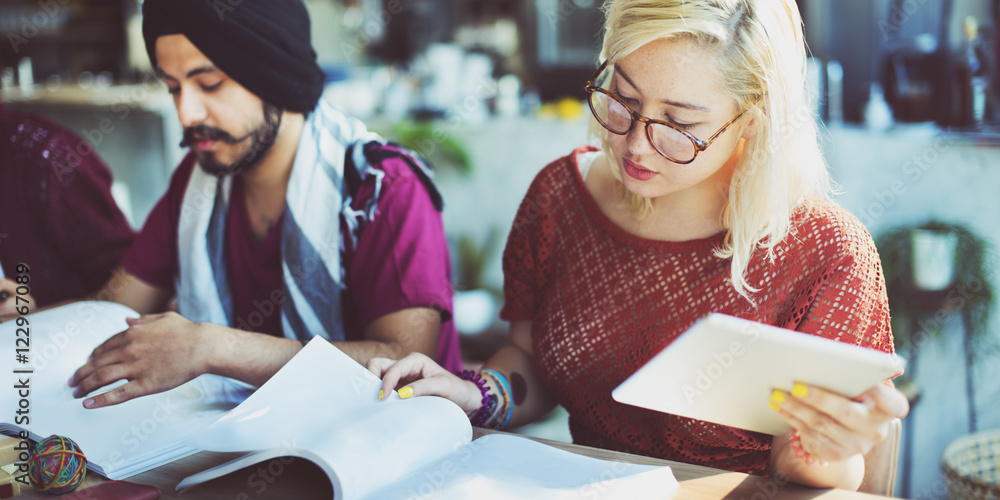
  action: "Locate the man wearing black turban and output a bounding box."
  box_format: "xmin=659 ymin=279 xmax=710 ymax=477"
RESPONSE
xmin=67 ymin=0 xmax=462 ymax=409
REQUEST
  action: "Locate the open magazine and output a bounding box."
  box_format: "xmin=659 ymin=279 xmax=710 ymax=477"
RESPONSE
xmin=178 ymin=338 xmax=679 ymax=500
xmin=0 ymin=301 xmax=253 ymax=479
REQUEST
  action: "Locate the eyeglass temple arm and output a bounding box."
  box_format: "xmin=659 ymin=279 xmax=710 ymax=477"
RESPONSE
xmin=701 ymin=107 xmax=751 ymax=148
xmin=585 ymin=60 xmax=610 ymax=89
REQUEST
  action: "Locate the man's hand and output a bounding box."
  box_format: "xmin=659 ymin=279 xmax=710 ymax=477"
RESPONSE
xmin=68 ymin=312 xmax=213 ymax=409
xmin=0 ymin=278 xmax=35 ymax=321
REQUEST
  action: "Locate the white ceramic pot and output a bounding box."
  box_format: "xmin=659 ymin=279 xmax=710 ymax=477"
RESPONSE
xmin=910 ymin=229 xmax=958 ymax=291
xmin=453 ymin=289 xmax=497 ymax=335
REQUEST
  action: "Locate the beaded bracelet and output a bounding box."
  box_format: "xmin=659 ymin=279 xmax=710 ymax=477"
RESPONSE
xmin=789 ymin=429 xmax=827 ymax=467
xmin=480 ymin=369 xmax=514 ymax=430
xmin=455 ymin=370 xmax=491 ymax=427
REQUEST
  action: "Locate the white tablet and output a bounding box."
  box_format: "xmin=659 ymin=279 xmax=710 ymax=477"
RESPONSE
xmin=611 ymin=313 xmax=903 ymax=436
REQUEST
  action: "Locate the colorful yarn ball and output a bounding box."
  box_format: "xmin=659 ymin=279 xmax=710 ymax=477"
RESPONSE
xmin=28 ymin=435 xmax=87 ymax=494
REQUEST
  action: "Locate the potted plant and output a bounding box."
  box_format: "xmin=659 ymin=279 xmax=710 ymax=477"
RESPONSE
xmin=387 ymin=119 xmax=473 ymax=177
xmin=875 ymin=221 xmax=996 ymax=431
xmin=452 ymin=229 xmax=504 ymax=336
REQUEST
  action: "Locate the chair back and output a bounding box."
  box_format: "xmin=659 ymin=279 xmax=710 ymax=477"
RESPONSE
xmin=859 ymin=418 xmax=902 ymax=497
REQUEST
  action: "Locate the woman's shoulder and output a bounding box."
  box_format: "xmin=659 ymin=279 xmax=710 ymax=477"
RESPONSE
xmin=510 ymin=146 xmax=595 ymax=230
xmin=784 ymin=195 xmax=879 ymax=264
xmin=527 ymin=145 xmax=597 ymax=194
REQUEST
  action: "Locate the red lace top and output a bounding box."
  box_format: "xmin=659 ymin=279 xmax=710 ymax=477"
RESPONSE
xmin=500 ymin=147 xmax=897 ymax=475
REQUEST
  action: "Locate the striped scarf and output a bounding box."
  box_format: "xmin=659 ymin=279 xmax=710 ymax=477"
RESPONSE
xmin=175 ymin=100 xmax=382 ymax=341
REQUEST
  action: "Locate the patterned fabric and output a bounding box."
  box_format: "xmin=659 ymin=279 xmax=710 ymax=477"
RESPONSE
xmin=0 ymin=108 xmax=134 ymax=306
xmin=176 ymin=100 xmax=381 ymax=342
xmin=500 ymin=146 xmax=898 ymax=475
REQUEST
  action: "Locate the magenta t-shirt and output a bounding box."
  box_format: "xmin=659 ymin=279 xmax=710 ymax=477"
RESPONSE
xmin=120 ymin=149 xmax=461 ymax=372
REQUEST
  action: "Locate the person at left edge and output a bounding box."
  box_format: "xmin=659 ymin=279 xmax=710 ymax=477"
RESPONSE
xmin=67 ymin=0 xmax=461 ymax=408
xmin=0 ymin=104 xmax=135 ymax=321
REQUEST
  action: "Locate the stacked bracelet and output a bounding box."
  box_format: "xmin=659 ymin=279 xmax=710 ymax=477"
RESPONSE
xmin=789 ymin=429 xmax=827 ymax=467
xmin=455 ymin=370 xmax=491 ymax=427
xmin=480 ymin=370 xmax=514 ymax=430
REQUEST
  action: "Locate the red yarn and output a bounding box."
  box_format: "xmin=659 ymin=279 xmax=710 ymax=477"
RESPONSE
xmin=500 ymin=147 xmax=898 ymax=476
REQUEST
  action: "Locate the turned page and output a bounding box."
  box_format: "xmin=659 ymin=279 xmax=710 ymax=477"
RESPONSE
xmin=185 ymin=338 xmax=472 ymax=500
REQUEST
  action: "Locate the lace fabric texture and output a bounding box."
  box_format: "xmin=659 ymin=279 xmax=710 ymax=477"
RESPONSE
xmin=500 ymin=147 xmax=896 ymax=475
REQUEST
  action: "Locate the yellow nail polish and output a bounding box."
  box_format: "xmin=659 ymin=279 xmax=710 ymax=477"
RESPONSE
xmin=769 ymin=401 xmax=781 ymax=412
xmin=399 ymin=387 xmax=413 ymax=399
xmin=379 ymin=390 xmax=384 ymax=400
xmin=770 ymin=389 xmax=786 ymax=404
xmin=791 ymin=383 xmax=809 ymax=398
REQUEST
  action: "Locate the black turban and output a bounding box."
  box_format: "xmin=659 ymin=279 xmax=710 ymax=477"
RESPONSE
xmin=142 ymin=0 xmax=325 ymax=113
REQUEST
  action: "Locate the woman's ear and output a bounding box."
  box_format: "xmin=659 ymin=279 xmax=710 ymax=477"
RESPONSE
xmin=741 ymin=107 xmax=764 ymax=139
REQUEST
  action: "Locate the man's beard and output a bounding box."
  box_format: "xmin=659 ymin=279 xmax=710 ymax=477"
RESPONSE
xmin=180 ymin=102 xmax=283 ymax=177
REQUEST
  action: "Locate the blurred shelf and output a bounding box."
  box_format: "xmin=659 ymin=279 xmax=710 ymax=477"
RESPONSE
xmin=825 ymin=121 xmax=1000 ymax=148
xmin=1 ymin=83 xmax=172 ymax=110
xmin=937 ymin=124 xmax=1000 ymax=146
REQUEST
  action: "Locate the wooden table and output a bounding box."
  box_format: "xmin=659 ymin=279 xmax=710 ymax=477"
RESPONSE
xmin=18 ymin=429 xmax=890 ymax=499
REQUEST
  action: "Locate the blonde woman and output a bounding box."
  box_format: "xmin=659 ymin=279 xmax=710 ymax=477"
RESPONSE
xmin=369 ymin=0 xmax=908 ymax=489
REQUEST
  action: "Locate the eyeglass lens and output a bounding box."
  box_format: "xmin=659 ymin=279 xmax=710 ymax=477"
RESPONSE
xmin=589 ymin=90 xmax=697 ymax=162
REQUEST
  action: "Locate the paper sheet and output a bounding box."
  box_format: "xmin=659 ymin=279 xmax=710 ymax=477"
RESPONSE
xmin=365 ymin=434 xmax=678 ymax=500
xmin=185 ymin=338 xmax=473 ymax=500
xmin=0 ymin=301 xmax=252 ymax=478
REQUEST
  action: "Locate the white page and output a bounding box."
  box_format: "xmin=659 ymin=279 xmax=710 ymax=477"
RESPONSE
xmin=189 ymin=336 xmax=400 ymax=452
xmin=364 ymin=434 xmax=679 ymax=500
xmin=0 ymin=301 xmax=252 ymax=478
xmin=183 ymin=338 xmax=473 ymax=500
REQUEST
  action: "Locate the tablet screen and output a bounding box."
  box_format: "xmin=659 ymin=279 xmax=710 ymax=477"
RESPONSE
xmin=612 ymin=313 xmax=903 ymax=435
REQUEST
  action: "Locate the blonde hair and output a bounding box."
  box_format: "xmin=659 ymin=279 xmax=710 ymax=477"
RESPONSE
xmin=592 ymin=0 xmax=832 ymax=302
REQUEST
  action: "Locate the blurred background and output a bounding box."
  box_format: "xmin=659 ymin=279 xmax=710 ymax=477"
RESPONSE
xmin=1 ymin=0 xmax=998 ymax=498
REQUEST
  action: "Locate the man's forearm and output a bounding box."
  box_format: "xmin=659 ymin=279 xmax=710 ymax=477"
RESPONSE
xmin=201 ymin=323 xmax=305 ymax=386
xmin=329 ymin=339 xmax=423 ymax=366
xmin=201 ymin=325 xmax=424 ymax=386
xmin=343 ymin=307 xmax=441 ymax=366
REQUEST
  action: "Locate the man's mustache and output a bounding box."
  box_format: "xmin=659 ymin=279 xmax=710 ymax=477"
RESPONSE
xmin=179 ymin=125 xmax=253 ymax=148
